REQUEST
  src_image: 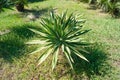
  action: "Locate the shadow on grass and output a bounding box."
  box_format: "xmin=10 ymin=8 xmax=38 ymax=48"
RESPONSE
xmin=28 ymin=0 xmax=45 ymax=3
xmin=72 ymin=43 xmax=109 ymax=79
xmin=87 ymin=5 xmax=97 ymax=10
xmin=0 ymin=34 xmax=25 ymax=62
xmin=78 ymin=0 xmax=89 ymax=3
xmin=0 ymin=24 xmax=39 ymax=62
xmin=11 ymin=24 xmax=37 ymax=39
xmin=22 ymin=7 xmax=50 ymax=21
xmin=55 ymin=43 xmax=110 ymax=79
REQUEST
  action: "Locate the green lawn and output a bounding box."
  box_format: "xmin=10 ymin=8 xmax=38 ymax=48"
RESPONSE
xmin=0 ymin=0 xmax=120 ymax=80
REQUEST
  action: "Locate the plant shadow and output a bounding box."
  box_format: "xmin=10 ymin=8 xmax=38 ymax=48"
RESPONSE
xmin=22 ymin=7 xmax=50 ymax=21
xmin=0 ymin=24 xmax=39 ymax=62
xmin=87 ymin=5 xmax=97 ymax=10
xmin=72 ymin=43 xmax=110 ymax=79
xmin=78 ymin=0 xmax=89 ymax=3
xmin=0 ymin=34 xmax=25 ymax=63
xmin=55 ymin=43 xmax=110 ymax=79
xmin=11 ymin=24 xmax=37 ymax=39
xmin=28 ymin=0 xmax=45 ymax=3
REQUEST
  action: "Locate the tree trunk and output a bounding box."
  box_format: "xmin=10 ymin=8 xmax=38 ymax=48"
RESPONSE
xmin=89 ymin=0 xmax=96 ymax=4
xmin=15 ymin=3 xmax=24 ymax=12
xmin=113 ymin=8 xmax=119 ymax=17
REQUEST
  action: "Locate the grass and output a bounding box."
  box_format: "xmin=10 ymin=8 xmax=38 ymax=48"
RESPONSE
xmin=0 ymin=0 xmax=120 ymax=80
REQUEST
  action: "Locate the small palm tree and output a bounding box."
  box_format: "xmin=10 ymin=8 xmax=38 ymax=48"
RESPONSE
xmin=27 ymin=11 xmax=91 ymax=70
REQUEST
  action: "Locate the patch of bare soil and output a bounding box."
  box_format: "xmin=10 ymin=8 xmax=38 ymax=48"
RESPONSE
xmin=86 ymin=5 xmax=109 ymax=17
xmin=0 ymin=30 xmax=11 ymax=36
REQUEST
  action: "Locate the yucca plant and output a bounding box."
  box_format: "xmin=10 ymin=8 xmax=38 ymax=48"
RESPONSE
xmin=97 ymin=0 xmax=120 ymax=16
xmin=0 ymin=0 xmax=6 ymax=12
xmin=26 ymin=11 xmax=91 ymax=70
xmin=108 ymin=1 xmax=120 ymax=17
xmin=97 ymin=0 xmax=110 ymax=12
xmin=0 ymin=0 xmax=12 ymax=12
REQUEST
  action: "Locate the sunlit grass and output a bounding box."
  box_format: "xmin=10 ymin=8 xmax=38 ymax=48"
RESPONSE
xmin=0 ymin=0 xmax=120 ymax=80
